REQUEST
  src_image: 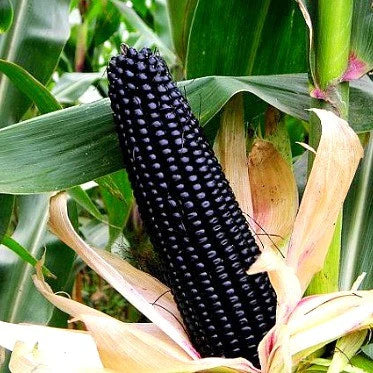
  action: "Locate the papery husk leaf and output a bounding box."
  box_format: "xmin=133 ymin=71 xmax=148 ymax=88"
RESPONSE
xmin=48 ymin=192 xmax=198 ymax=359
xmin=9 ymin=341 xmax=116 ymax=373
xmin=214 ymin=94 xmax=253 ymax=218
xmin=247 ymin=249 xmax=301 ymax=321
xmin=33 ymin=269 xmax=258 ymax=373
xmin=0 ymin=321 xmax=104 ymax=371
xmin=249 ymin=249 xmax=301 ymax=372
xmin=264 ymin=290 xmax=373 ymax=371
xmin=290 ymin=292 xmax=372 ymax=365
xmin=309 ymin=358 xmax=367 ymax=373
xmin=263 ymin=326 xmax=292 ymax=373
xmin=248 ymin=140 xmax=298 ymax=248
xmin=81 ymin=314 xmax=260 ymax=373
xmin=351 ymin=273 xmax=367 ymax=292
xmin=286 ymin=109 xmax=364 ymax=292
xmin=328 ymin=330 xmax=368 ymax=373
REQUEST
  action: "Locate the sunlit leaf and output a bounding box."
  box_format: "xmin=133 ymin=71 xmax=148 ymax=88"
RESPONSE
xmin=111 ymin=0 xmax=177 ymax=66
xmin=0 ymin=59 xmax=61 ymax=114
xmin=52 ymin=72 xmax=103 ymax=104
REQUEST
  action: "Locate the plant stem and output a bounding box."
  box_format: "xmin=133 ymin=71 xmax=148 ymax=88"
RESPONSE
xmin=306 ymin=0 xmax=353 ymax=294
xmin=315 ymin=0 xmax=353 ymax=90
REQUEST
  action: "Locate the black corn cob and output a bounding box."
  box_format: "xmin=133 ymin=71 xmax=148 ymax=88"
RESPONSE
xmin=107 ymin=46 xmax=276 ymax=366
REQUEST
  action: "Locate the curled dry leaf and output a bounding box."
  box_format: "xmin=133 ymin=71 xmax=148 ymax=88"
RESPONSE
xmin=47 ymin=193 xmax=259 ymax=372
xmin=214 ymin=94 xmax=253 ymax=218
xmin=286 ymin=109 xmax=364 ymax=292
xmin=33 ymin=267 xmax=259 ymax=372
xmin=81 ymin=315 xmax=259 ymax=373
xmin=0 ymin=321 xmax=104 ymax=372
xmin=248 ymin=140 xmax=298 ymax=249
xmin=264 ymin=290 xmax=373 ymax=372
xmin=49 ymin=192 xmax=197 ymax=359
xmin=9 ymin=341 xmax=116 ymax=373
xmin=247 ymin=250 xmax=301 ymax=321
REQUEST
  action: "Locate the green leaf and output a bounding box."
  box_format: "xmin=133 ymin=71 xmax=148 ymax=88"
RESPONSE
xmin=361 ymin=344 xmax=373 ymax=360
xmin=111 ymin=0 xmax=177 ymax=66
xmin=0 ymin=74 xmax=371 ymax=194
xmin=68 ymin=185 xmax=107 ymax=223
xmin=186 ymin=0 xmax=307 ymax=78
xmin=166 ymin=0 xmax=198 ymax=64
xmin=0 ymin=0 xmax=70 ymax=126
xmin=92 ymin=1 xmax=121 ymax=47
xmin=251 ymin=0 xmax=308 ymax=75
xmin=0 ymin=0 xmax=13 ymax=34
xmin=96 ymin=172 xmax=128 ymax=201
xmin=52 ymin=72 xmax=103 ymax=104
xmin=0 ymin=194 xmax=14 ymax=242
xmin=150 ymin=0 xmax=173 ymax=52
xmin=186 ymin=0 xmax=271 ymax=77
xmin=0 ymin=195 xmax=51 ymax=323
xmin=350 ymin=355 xmax=373 ymax=372
xmin=1 ymin=234 xmax=54 ymax=277
xmin=0 ymin=59 xmax=61 ymax=113
xmin=340 ymin=134 xmax=373 ymax=290
xmin=0 ymin=98 xmax=121 ymax=194
xmin=99 ymin=170 xmax=133 ymax=247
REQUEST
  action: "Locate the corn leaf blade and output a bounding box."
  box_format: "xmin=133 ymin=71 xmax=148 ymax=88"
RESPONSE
xmin=0 ymin=74 xmax=371 ymax=194
xmin=0 ymin=0 xmax=69 ymax=126
xmin=340 ymin=135 xmax=373 ymax=290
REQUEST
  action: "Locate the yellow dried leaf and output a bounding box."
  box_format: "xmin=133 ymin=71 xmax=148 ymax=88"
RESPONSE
xmin=214 ymin=94 xmax=253 ymax=218
xmin=248 ymin=140 xmax=298 ymax=249
xmin=32 ymin=269 xmax=258 ymax=373
xmin=0 ymin=322 xmax=103 ymax=372
xmin=247 ymin=249 xmax=301 ymax=321
xmin=286 ymin=109 xmax=363 ymax=292
xmin=81 ymin=314 xmax=259 ymax=373
xmin=266 ymin=290 xmax=373 ymax=371
xmin=48 ymin=193 xmax=197 ymax=359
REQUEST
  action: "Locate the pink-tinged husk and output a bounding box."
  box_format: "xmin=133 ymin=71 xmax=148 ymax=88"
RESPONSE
xmin=286 ymin=109 xmax=364 ymax=292
xmin=260 ymin=290 xmax=373 ymax=372
xmin=248 ymin=140 xmax=298 ymax=249
xmin=214 ymin=94 xmax=253 ymax=218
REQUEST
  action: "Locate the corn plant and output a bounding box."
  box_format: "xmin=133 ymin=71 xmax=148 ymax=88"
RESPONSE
xmin=0 ymin=0 xmax=372 ymax=372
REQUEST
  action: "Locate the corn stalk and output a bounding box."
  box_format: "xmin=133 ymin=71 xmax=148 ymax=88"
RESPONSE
xmin=306 ymin=0 xmax=353 ymax=294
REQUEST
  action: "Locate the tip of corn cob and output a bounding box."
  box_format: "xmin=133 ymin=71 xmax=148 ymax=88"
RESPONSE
xmin=107 ymin=46 xmax=276 ymax=367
